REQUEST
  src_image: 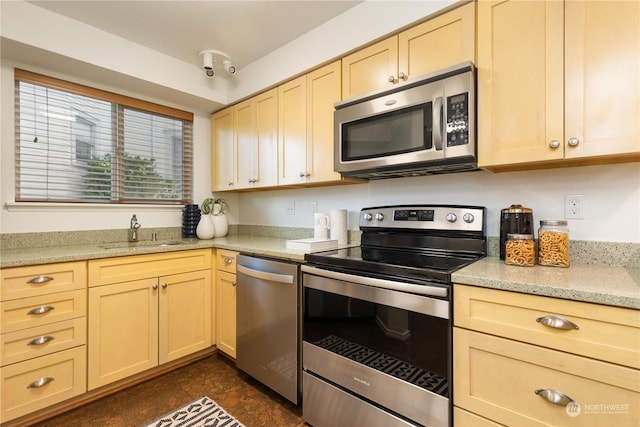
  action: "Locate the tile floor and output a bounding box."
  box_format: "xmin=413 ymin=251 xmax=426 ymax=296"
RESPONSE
xmin=32 ymin=353 xmax=305 ymax=427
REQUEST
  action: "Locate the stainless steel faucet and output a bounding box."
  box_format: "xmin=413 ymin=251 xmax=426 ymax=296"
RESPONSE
xmin=129 ymin=214 xmax=141 ymax=242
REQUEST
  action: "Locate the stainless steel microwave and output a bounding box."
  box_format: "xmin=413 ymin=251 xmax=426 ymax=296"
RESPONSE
xmin=334 ymin=62 xmax=476 ymax=179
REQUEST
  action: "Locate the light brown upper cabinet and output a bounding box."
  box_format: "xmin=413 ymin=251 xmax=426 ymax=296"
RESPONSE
xmin=211 ymin=107 xmax=235 ymax=192
xmin=279 ymin=60 xmax=343 ymax=185
xmin=342 ymin=2 xmax=475 ymax=99
xmin=478 ymin=0 xmax=640 ymax=171
xmin=234 ymin=89 xmax=278 ymax=189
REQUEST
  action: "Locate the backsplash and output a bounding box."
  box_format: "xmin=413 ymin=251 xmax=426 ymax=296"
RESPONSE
xmin=1 ymin=226 xmax=638 ymax=268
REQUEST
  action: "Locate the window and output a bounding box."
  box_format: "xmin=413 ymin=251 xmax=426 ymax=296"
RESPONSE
xmin=14 ymin=69 xmax=194 ymax=204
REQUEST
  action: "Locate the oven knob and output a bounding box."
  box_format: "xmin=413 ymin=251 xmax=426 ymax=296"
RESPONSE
xmin=463 ymin=213 xmax=475 ymax=223
xmin=375 ymin=213 xmax=384 ymax=221
xmin=446 ymin=213 xmax=457 ymax=223
xmin=363 ymin=213 xmax=373 ymax=221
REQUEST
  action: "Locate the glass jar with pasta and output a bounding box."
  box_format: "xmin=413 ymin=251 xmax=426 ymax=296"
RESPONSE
xmin=538 ymin=220 xmax=570 ymax=267
xmin=505 ymin=234 xmax=536 ymax=267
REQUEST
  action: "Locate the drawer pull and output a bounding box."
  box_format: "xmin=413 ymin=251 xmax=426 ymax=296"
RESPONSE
xmin=27 ymin=275 xmax=54 ymax=285
xmin=224 ymin=257 xmax=233 ymax=265
xmin=28 ymin=335 xmax=55 ymax=346
xmin=27 ymin=305 xmax=55 ymax=316
xmin=536 ymin=315 xmax=579 ymax=330
xmin=535 ymin=388 xmax=575 ymax=406
xmin=27 ymin=376 xmax=55 ymax=389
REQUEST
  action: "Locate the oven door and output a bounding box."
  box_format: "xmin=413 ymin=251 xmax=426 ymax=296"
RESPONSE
xmin=302 ymin=266 xmax=451 ymax=427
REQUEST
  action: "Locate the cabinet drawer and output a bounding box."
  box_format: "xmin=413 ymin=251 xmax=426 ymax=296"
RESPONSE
xmin=216 ymin=249 xmax=238 ymax=274
xmin=88 ymin=249 xmax=212 ymax=286
xmin=454 ymin=328 xmax=640 ymax=427
xmin=1 ymin=318 xmax=86 ymax=366
xmin=0 ymin=346 xmax=86 ymax=423
xmin=0 ymin=261 xmax=86 ymax=301
xmin=0 ymin=290 xmax=86 ymax=334
xmin=454 ymin=285 xmax=640 ymax=368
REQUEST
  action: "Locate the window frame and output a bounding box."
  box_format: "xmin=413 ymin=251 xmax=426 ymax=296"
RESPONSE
xmin=14 ymin=68 xmax=194 ymax=205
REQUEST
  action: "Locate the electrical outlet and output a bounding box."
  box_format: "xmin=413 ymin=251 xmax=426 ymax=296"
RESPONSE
xmin=565 ymin=194 xmax=585 ymax=219
xmin=311 ymin=201 xmax=318 ymax=213
xmin=286 ymin=200 xmax=295 ymax=215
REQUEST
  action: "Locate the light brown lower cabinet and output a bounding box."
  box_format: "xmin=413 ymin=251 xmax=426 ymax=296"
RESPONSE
xmin=0 ymin=261 xmax=87 ymax=424
xmin=87 ymin=250 xmax=212 ymax=390
xmin=215 ymin=249 xmax=238 ymax=358
xmin=453 ymin=284 xmax=640 ymax=427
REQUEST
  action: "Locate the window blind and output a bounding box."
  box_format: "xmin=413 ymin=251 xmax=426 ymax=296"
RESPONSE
xmin=14 ymin=69 xmax=193 ymax=204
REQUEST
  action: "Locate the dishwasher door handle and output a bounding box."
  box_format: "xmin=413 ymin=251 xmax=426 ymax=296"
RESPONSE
xmin=237 ymin=264 xmax=295 ymax=284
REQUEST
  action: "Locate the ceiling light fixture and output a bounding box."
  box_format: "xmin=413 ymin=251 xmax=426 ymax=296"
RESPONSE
xmin=198 ymin=50 xmax=237 ymax=78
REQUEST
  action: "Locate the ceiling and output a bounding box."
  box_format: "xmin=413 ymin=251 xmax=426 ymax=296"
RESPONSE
xmin=26 ymin=0 xmax=362 ymax=71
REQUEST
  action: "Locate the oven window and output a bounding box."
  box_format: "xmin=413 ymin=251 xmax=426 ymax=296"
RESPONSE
xmin=341 ymin=103 xmax=432 ymax=161
xmin=303 ymin=286 xmax=449 ymax=397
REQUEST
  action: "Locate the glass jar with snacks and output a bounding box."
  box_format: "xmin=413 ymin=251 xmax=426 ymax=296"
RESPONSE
xmin=538 ymin=220 xmax=570 ymax=267
xmin=505 ymin=234 xmax=536 ymax=267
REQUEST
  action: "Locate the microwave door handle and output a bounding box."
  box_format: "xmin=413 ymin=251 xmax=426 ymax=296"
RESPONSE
xmin=433 ymin=96 xmax=444 ymax=151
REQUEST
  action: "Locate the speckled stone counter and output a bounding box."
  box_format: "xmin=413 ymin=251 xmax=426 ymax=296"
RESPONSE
xmin=0 ymin=234 xmax=315 ymax=268
xmin=452 ymin=257 xmax=640 ymax=309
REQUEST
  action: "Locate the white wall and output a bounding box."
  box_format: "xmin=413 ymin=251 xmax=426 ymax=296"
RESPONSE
xmin=1 ymin=0 xmax=638 ymax=243
xmin=237 ymin=164 xmax=640 ymax=242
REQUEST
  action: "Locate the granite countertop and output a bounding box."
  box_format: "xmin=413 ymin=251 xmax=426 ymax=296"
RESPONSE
xmin=0 ymin=235 xmax=312 ymax=268
xmin=2 ymin=234 xmax=638 ymax=310
xmin=452 ymin=257 xmax=640 ymax=310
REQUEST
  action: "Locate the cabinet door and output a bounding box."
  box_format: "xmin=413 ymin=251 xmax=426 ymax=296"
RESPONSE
xmin=564 ymin=1 xmax=640 ymax=159
xmin=215 ymin=270 xmax=236 ymax=358
xmin=398 ymin=2 xmax=475 ymax=79
xmin=234 ymin=98 xmax=257 ymax=189
xmin=477 ymin=0 xmax=564 ymax=168
xmin=87 ymin=278 xmax=159 ymax=390
xmin=159 ymin=270 xmax=212 ymax=363
xmin=278 ymin=75 xmax=307 ymax=185
xmin=211 ymin=107 xmax=235 ymax=191
xmin=342 ymin=36 xmax=398 ymax=99
xmin=306 ymin=60 xmax=342 ymax=183
xmin=255 ymin=88 xmax=279 ymax=188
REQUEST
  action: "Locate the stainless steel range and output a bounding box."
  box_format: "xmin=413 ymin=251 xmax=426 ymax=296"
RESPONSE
xmin=301 ymin=205 xmax=486 ymax=427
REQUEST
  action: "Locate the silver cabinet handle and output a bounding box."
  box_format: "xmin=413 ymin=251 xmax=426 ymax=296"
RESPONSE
xmin=388 ymin=75 xmax=396 ymax=83
xmin=567 ymin=137 xmax=580 ymax=147
xmin=232 ymin=281 xmax=237 ymax=286
xmin=536 ymin=315 xmax=579 ymax=330
xmin=27 ymin=377 xmax=54 ymax=389
xmin=27 ymin=275 xmax=54 ymax=285
xmin=224 ymin=257 xmax=233 ymax=265
xmin=28 ymin=335 xmax=55 ymax=346
xmin=153 ymin=284 xmax=158 ymax=290
xmin=162 ymin=283 xmax=168 ymax=289
xmin=549 ymin=140 xmax=560 ymax=149
xmin=27 ymin=306 xmax=55 ymax=315
xmin=535 ymin=389 xmax=575 ymax=406
xmin=398 ymin=71 xmax=408 ymax=81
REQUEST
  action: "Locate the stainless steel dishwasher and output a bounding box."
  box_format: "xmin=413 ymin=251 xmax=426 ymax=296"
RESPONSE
xmin=235 ymin=254 xmax=301 ymax=404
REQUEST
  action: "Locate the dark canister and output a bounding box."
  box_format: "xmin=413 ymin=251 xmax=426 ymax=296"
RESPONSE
xmin=182 ymin=204 xmax=201 ymax=238
xmin=499 ymin=204 xmax=534 ymax=260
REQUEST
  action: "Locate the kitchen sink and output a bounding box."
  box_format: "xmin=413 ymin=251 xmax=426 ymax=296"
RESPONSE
xmin=100 ymin=241 xmax=187 ymax=250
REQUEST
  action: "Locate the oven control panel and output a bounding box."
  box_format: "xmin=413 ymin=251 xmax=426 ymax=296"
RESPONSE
xmin=360 ymin=205 xmax=485 ymax=232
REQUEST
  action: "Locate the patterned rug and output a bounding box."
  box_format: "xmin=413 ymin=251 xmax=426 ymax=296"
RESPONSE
xmin=314 ymin=334 xmax=448 ymax=396
xmin=142 ymin=396 xmax=245 ymax=427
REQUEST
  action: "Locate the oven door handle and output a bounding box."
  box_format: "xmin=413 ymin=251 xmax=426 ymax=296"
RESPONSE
xmin=301 ymin=265 xmax=448 ymax=298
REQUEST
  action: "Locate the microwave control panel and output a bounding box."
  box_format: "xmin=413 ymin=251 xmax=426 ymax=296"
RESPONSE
xmin=446 ymin=92 xmax=469 ymax=146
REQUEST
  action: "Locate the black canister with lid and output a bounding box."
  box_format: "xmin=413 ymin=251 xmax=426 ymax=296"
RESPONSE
xmin=499 ymin=204 xmax=534 ymax=259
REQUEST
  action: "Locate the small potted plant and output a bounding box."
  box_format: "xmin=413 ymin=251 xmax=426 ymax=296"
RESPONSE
xmin=200 ymin=198 xmax=229 ymax=237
